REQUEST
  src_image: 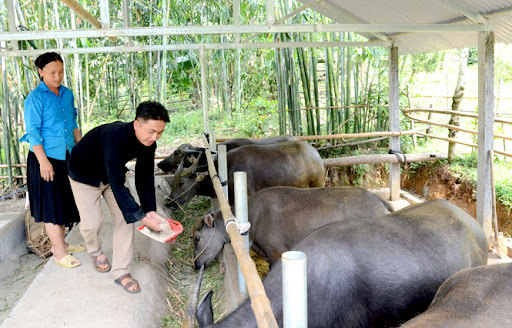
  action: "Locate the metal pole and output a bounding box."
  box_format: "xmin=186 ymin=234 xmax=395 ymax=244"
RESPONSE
xmin=234 ymin=171 xmax=249 ymax=297
xmin=282 ymin=251 xmax=307 ymax=328
xmin=6 ymin=0 xmax=18 ymax=51
xmin=388 ymin=44 xmax=400 ymax=201
xmin=200 ymin=47 xmax=209 ymax=134
xmin=218 ymin=145 xmax=228 ymax=202
xmin=209 ymin=129 xmax=216 ymax=152
xmin=99 ymin=0 xmax=110 ymax=28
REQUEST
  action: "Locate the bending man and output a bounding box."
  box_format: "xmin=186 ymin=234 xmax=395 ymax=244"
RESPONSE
xmin=69 ymin=101 xmax=169 ymax=293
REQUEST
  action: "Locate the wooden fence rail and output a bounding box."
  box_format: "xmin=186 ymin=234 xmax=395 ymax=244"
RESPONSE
xmin=403 ymin=107 xmax=512 ymax=158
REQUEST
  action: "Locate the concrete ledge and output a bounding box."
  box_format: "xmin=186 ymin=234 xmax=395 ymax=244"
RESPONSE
xmin=0 ymin=210 xmax=27 ymax=264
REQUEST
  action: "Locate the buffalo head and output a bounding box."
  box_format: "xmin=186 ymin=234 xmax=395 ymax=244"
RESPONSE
xmin=192 ymin=209 xmax=229 ymax=270
xmin=157 ymin=144 xmax=205 ymax=173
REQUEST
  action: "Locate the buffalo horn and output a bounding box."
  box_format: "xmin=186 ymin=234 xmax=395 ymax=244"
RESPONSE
xmin=180 ymin=152 xmax=203 ymax=177
xmin=181 ymin=265 xmax=205 ymax=328
xmin=173 ymin=155 xmax=187 ymax=190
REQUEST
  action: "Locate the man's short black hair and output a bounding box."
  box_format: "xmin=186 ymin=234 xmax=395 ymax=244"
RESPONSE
xmin=135 ymin=101 xmax=170 ymax=122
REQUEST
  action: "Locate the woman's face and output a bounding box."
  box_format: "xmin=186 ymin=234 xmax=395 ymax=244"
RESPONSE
xmin=38 ymin=60 xmax=64 ymax=92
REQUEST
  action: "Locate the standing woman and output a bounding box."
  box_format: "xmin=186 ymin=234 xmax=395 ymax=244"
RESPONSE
xmin=21 ymin=52 xmax=85 ymax=268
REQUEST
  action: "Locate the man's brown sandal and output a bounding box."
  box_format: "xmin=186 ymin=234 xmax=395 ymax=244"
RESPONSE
xmin=114 ymin=273 xmax=141 ymax=294
xmin=91 ymin=254 xmax=110 ymax=273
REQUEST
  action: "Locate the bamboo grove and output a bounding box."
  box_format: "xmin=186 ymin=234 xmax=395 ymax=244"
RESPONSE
xmin=0 ymin=0 xmax=417 ymax=190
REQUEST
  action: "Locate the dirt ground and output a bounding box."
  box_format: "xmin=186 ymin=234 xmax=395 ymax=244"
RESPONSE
xmin=400 ymin=163 xmax=512 ymax=237
xmin=326 ymin=161 xmax=512 ymax=237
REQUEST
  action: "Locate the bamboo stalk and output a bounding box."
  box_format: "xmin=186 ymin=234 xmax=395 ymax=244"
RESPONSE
xmin=201 ymin=134 xmax=278 ymax=328
xmin=323 ymin=152 xmax=446 ymax=167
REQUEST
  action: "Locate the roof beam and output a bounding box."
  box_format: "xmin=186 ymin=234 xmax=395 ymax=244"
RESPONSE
xmin=0 ymin=40 xmax=389 ymax=57
xmin=0 ymin=23 xmax=491 ymax=42
xmin=314 ymin=1 xmax=390 ymax=42
xmin=243 ymin=0 xmax=322 ymax=43
xmin=440 ymin=0 xmax=488 ymax=25
xmin=60 ymin=0 xmax=101 ymax=29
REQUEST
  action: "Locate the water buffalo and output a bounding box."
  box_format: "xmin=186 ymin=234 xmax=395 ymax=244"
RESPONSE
xmin=157 ymin=135 xmax=298 ymax=173
xmin=193 ymin=186 xmax=393 ymax=269
xmin=166 ymin=140 xmax=324 ymax=208
xmin=400 ymin=262 xmax=512 ymax=328
xmin=196 ymin=199 xmax=487 ymax=328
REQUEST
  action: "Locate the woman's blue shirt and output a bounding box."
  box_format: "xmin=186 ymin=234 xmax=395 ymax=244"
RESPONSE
xmin=20 ymin=81 xmax=79 ymax=160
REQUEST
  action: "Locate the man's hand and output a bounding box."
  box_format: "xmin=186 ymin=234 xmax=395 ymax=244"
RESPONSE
xmin=140 ymin=211 xmax=163 ymax=232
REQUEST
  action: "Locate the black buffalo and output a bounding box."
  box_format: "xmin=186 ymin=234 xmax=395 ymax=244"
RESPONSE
xmin=401 ymin=262 xmax=512 ymax=328
xmin=157 ymin=136 xmax=298 ymax=173
xmin=197 ymin=199 xmax=487 ymax=328
xmin=193 ymin=186 xmax=393 ymax=269
xmin=166 ymin=140 xmax=325 ymax=207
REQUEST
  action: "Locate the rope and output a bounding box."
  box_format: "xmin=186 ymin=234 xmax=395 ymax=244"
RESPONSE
xmin=0 ymin=185 xmax=27 ymax=201
xmin=164 ymin=179 xmax=200 ymax=207
xmin=193 ymin=223 xmax=216 ymax=263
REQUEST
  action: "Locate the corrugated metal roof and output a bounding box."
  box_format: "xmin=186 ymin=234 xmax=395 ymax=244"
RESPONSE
xmin=303 ymin=0 xmax=512 ymax=54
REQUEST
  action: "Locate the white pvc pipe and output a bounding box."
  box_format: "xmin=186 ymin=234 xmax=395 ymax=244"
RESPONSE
xmin=282 ymin=251 xmax=307 ymax=328
xmin=209 ymin=129 xmax=216 ymax=152
xmin=99 ymin=0 xmax=110 ymax=28
xmin=234 ymin=171 xmax=249 ymax=297
xmin=218 ymin=145 xmax=228 ymax=202
xmin=0 ymin=23 xmax=492 ymax=42
xmin=0 ymin=41 xmax=388 ymax=57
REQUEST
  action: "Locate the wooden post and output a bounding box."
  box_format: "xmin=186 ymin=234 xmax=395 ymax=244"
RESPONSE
xmin=202 ymin=134 xmax=278 ymax=328
xmin=476 ymin=31 xmax=495 ymax=244
xmin=388 ymin=44 xmax=401 ymax=201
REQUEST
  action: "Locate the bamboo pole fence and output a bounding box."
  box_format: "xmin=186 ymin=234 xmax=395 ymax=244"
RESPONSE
xmin=200 ymin=133 xmax=278 ymax=328
xmin=216 ymin=129 xmax=422 ymax=143
xmin=403 ymin=107 xmax=512 ymax=158
xmin=323 ymin=152 xmax=446 ymax=167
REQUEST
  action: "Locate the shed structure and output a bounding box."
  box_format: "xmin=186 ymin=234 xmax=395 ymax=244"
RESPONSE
xmin=1 ymin=0 xmax=511 ymax=241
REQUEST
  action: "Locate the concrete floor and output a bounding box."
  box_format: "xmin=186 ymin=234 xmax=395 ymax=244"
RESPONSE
xmin=0 ymin=176 xmax=176 ymax=328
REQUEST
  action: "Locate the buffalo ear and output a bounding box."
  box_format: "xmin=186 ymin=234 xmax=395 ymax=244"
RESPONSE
xmin=204 ymin=213 xmax=215 ymax=228
xmin=197 ymin=291 xmax=214 ymax=326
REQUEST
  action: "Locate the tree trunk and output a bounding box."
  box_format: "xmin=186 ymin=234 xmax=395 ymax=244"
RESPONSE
xmin=447 ymin=48 xmax=469 ymax=163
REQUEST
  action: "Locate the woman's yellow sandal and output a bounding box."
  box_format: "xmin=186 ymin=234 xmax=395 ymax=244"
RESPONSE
xmin=66 ymin=244 xmax=87 ymax=253
xmin=54 ymin=254 xmax=81 ymax=268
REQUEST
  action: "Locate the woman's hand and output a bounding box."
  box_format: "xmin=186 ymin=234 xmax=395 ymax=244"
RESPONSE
xmin=32 ymin=145 xmax=54 ymax=182
xmin=39 ymin=158 xmax=55 ymax=182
